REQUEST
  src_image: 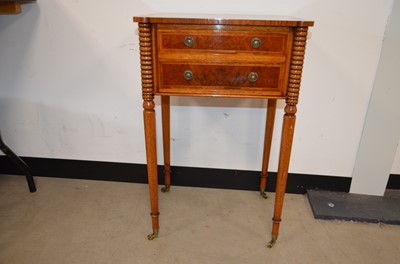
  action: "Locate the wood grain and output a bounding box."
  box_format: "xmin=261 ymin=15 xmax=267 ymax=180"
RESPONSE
xmin=260 ymin=99 xmax=277 ymax=193
xmin=161 ymin=64 xmax=280 ymax=87
xmin=0 ymin=0 xmax=35 ymax=14
xmin=138 ymin=22 xmax=159 ymax=234
xmin=0 ymin=2 xmax=21 ymax=14
xmin=159 ymin=31 xmax=287 ymax=53
xmin=134 ymin=14 xmax=314 ymax=27
xmin=135 ymin=15 xmax=313 ymax=246
xmin=161 ymin=96 xmax=171 ymax=188
xmin=271 ymin=26 xmax=309 ymax=242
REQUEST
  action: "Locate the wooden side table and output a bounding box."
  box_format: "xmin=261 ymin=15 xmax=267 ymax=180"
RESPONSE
xmin=133 ymin=14 xmax=313 ymax=247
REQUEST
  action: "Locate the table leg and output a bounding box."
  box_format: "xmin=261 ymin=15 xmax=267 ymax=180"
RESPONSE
xmin=139 ymin=22 xmax=159 ymax=240
xmin=143 ymin=101 xmax=159 ymax=240
xmin=268 ymin=109 xmax=296 ymax=248
xmin=161 ymin=96 xmax=171 ymax=193
xmin=260 ymin=99 xmax=276 ymax=199
xmin=267 ymin=26 xmax=308 ymax=248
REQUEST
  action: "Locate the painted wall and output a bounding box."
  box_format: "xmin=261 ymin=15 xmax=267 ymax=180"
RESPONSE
xmin=0 ymin=0 xmax=397 ymax=178
xmin=350 ymin=0 xmax=400 ymax=195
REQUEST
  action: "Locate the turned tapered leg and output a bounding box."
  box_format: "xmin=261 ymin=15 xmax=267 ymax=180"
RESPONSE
xmin=143 ymin=103 xmax=159 ymax=240
xmin=268 ymin=110 xmax=296 ymax=248
xmin=268 ymin=26 xmax=309 ymax=248
xmin=138 ymin=22 xmax=159 ymax=240
xmin=260 ymin=99 xmax=277 ymax=199
xmin=161 ymin=96 xmax=171 ymax=193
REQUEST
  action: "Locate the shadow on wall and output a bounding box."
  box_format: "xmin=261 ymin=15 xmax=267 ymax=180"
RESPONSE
xmin=0 ymin=96 xmax=141 ymax=162
xmin=0 ymin=0 xmax=138 ymax=107
xmin=0 ymin=1 xmax=143 ymax=162
xmin=0 ymin=4 xmax=40 ymax=93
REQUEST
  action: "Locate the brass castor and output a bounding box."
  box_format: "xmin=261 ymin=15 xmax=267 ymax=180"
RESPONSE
xmin=260 ymin=188 xmax=268 ymax=199
xmin=147 ymin=230 xmax=159 ymax=240
xmin=267 ymin=235 xmax=277 ymax=248
xmin=161 ymin=185 xmax=170 ymax=193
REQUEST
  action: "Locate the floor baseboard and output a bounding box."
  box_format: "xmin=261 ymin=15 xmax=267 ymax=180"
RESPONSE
xmin=1 ymin=156 xmax=398 ymax=194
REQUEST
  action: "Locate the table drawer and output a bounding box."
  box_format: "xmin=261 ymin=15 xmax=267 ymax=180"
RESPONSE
xmin=156 ymin=63 xmax=288 ymax=97
xmin=157 ymin=25 xmax=290 ymax=54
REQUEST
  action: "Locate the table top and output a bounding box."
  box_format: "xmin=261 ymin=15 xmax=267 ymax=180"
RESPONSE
xmin=133 ymin=13 xmax=314 ymax=27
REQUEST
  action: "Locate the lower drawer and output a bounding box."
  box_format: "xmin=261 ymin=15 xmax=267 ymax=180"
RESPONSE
xmin=156 ymin=63 xmax=287 ymax=98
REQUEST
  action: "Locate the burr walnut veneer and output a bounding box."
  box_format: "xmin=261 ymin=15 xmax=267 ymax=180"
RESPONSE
xmin=133 ymin=14 xmax=313 ymax=248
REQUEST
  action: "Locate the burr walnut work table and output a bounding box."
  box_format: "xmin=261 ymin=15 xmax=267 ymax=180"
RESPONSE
xmin=133 ymin=14 xmax=314 ymax=248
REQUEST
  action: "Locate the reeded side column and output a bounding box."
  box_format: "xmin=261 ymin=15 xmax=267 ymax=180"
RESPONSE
xmin=138 ymin=22 xmax=159 ymax=240
xmin=268 ymin=26 xmax=309 ymax=248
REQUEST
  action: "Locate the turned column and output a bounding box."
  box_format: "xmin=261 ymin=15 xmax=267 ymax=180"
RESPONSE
xmin=268 ymin=26 xmax=309 ymax=248
xmin=138 ymin=22 xmax=160 ymax=240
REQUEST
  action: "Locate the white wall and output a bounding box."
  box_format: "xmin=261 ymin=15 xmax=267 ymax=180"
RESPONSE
xmin=350 ymin=0 xmax=400 ymax=195
xmin=0 ymin=0 xmax=397 ymax=178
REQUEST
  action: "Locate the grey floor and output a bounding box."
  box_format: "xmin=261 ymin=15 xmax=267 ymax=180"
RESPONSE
xmin=1 ymin=175 xmax=399 ymax=264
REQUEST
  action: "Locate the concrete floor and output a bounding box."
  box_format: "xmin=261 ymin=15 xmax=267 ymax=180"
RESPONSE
xmin=1 ymin=174 xmax=399 ymax=264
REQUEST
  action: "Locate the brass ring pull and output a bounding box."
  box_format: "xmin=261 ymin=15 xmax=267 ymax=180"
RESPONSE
xmin=251 ymin=37 xmax=262 ymax=48
xmin=248 ymin=72 xmax=258 ymax=82
xmin=184 ymin=36 xmax=195 ymax=47
xmin=183 ymin=70 xmax=193 ymax=81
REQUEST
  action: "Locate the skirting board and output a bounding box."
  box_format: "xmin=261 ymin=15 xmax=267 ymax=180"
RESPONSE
xmin=1 ymin=156 xmax=399 ymax=194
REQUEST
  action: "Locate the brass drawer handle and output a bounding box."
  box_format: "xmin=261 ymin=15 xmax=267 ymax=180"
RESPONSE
xmin=183 ymin=70 xmax=193 ymax=81
xmin=248 ymin=72 xmax=258 ymax=82
xmin=184 ymin=36 xmax=195 ymax=47
xmin=251 ymin=37 xmax=262 ymax=48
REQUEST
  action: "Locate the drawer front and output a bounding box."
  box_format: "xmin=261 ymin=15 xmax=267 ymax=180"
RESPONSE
xmin=154 ymin=24 xmax=293 ymax=98
xmin=157 ymin=25 xmax=290 ymax=55
xmin=157 ymin=63 xmax=287 ymax=97
xmin=161 ymin=63 xmax=279 ymax=87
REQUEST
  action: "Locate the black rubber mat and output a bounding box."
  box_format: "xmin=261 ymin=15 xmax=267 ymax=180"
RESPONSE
xmin=307 ymin=189 xmax=400 ymax=225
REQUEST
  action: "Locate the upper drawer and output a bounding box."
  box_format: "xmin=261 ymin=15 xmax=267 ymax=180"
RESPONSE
xmin=156 ymin=25 xmax=291 ymax=55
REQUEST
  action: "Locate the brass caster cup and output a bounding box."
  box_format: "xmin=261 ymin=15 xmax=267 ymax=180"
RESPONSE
xmin=267 ymin=236 xmax=277 ymax=248
xmin=260 ymin=189 xmax=268 ymax=199
xmin=147 ymin=230 xmax=159 ymax=240
xmin=161 ymin=185 xmax=170 ymax=193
